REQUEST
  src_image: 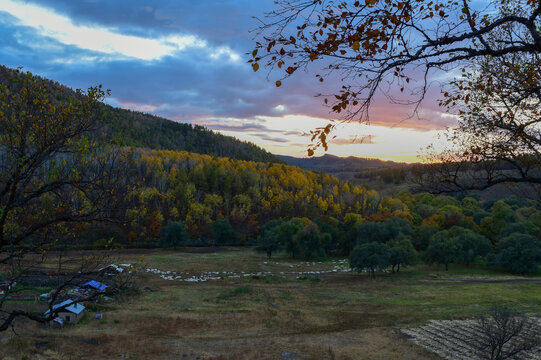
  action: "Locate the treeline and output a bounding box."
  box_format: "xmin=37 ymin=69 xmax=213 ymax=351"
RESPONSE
xmin=0 ymin=65 xmax=281 ymax=164
xmin=253 ymin=193 xmax=541 ymax=275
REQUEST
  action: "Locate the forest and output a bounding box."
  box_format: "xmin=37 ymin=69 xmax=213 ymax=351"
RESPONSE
xmin=83 ymin=148 xmax=541 ymax=276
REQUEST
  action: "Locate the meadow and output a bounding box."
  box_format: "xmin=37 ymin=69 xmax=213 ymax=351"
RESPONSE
xmin=1 ymin=248 xmax=540 ymax=360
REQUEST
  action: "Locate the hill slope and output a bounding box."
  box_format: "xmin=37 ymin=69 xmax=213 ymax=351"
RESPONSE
xmin=0 ymin=65 xmax=280 ymax=163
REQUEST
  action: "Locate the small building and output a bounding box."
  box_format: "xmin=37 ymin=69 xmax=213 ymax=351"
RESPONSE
xmin=78 ymin=280 xmax=107 ymax=292
xmin=44 ymin=300 xmax=85 ymax=324
xmin=99 ymin=264 xmax=125 ymax=277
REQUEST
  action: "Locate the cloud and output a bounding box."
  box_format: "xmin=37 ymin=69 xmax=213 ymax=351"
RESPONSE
xmin=195 ymin=120 xmax=271 ymax=133
xmin=0 ymin=0 xmax=239 ymax=62
xmin=249 ymin=133 xmax=289 ymax=143
xmin=331 ymin=135 xmax=379 ymax=145
xmin=0 ymin=0 xmax=457 ymax=162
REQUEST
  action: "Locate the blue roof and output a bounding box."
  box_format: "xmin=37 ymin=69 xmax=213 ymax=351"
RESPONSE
xmin=80 ymin=280 xmax=107 ymax=291
xmin=44 ymin=300 xmax=85 ymax=315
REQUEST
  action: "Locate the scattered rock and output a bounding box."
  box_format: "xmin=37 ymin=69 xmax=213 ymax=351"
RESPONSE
xmin=280 ymin=351 xmax=300 ymax=360
xmin=83 ymin=338 xmax=100 ymax=345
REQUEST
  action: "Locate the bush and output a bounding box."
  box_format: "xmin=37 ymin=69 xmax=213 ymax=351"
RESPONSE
xmin=159 ymin=221 xmax=189 ymax=249
xmin=349 ymin=242 xmax=391 ymax=279
xmin=212 ymin=219 xmax=239 ymax=245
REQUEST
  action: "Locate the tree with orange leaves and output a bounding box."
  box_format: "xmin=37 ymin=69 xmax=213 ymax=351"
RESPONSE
xmin=252 ymin=0 xmax=541 ymax=164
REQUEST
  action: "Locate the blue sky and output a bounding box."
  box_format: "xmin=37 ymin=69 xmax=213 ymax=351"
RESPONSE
xmin=0 ymin=0 xmax=452 ymax=162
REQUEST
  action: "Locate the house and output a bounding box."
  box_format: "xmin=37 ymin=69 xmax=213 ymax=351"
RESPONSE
xmin=99 ymin=264 xmax=125 ymax=278
xmin=77 ymin=280 xmax=107 ymax=292
xmin=44 ymin=300 xmax=85 ymax=324
xmin=0 ymin=281 xmax=13 ymax=296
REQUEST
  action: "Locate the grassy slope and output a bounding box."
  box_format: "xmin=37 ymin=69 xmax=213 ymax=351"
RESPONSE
xmin=3 ymin=249 xmax=540 ymax=360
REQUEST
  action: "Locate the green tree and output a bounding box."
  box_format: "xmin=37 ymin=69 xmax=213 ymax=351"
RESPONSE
xmin=159 ymin=221 xmax=189 ymax=249
xmin=413 ymin=224 xmax=439 ymax=252
xmin=498 ymin=222 xmax=540 ymax=239
xmin=293 ymin=222 xmax=326 ymax=261
xmin=280 ymin=218 xmax=305 ymax=259
xmin=496 ymin=234 xmax=541 ymax=274
xmin=452 ymin=227 xmax=492 ymax=266
xmin=481 ymin=201 xmax=516 ymax=241
xmin=255 ymin=220 xmax=283 ymax=258
xmin=357 ymin=217 xmax=413 ymax=245
xmin=337 ymin=213 xmax=363 ymax=256
xmin=349 ymin=242 xmax=391 ymax=279
xmin=212 ymin=218 xmax=238 ymax=246
xmin=425 ymin=231 xmax=459 ymax=271
xmin=389 ymin=236 xmax=416 ymax=273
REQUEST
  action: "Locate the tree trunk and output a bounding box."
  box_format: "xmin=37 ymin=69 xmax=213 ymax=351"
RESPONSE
xmin=445 ymin=263 xmax=449 ymax=271
xmin=397 ymin=263 xmax=400 ymax=272
xmin=392 ymin=264 xmax=395 ymax=273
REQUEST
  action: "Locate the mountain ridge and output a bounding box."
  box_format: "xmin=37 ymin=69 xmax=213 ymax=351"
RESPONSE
xmin=0 ymin=65 xmax=281 ymax=164
xmin=278 ymin=153 xmax=412 ymax=173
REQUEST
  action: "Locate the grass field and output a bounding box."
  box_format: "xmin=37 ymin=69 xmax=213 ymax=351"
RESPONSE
xmin=2 ymin=248 xmax=540 ymax=360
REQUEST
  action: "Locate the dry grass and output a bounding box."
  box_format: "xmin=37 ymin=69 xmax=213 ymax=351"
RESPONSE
xmin=1 ymin=248 xmax=540 ymax=359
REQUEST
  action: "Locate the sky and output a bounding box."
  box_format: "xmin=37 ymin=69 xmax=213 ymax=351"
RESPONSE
xmin=0 ymin=0 xmax=456 ymax=162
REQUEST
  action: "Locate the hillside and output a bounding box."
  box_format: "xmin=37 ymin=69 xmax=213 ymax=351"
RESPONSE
xmin=0 ymin=65 xmax=280 ymax=163
xmin=96 ymin=105 xmax=280 ymax=163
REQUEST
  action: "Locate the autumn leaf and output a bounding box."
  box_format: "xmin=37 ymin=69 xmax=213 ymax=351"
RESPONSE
xmin=352 ymin=41 xmax=360 ymax=51
xmin=252 ymin=63 xmax=259 ymax=72
xmin=286 ymin=66 xmax=297 ymax=75
xmin=276 ymin=80 xmax=282 ymax=87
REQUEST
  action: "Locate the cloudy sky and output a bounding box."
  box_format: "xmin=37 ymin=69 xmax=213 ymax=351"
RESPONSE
xmin=0 ymin=0 xmax=454 ymax=162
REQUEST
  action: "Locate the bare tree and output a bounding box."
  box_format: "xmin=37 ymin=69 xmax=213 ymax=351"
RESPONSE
xmin=473 ymin=306 xmax=541 ymax=360
xmin=415 ymin=17 xmax=541 ymax=193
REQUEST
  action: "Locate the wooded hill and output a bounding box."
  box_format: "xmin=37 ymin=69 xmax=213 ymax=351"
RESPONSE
xmin=0 ymin=65 xmax=280 ymax=164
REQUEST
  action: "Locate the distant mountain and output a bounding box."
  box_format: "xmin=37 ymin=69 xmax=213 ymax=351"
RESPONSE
xmin=278 ymin=154 xmax=407 ymax=173
xmin=0 ymin=65 xmax=281 ymax=164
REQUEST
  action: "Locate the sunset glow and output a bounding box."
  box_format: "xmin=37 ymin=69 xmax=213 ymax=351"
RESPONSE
xmin=0 ymin=0 xmax=454 ymax=162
